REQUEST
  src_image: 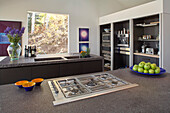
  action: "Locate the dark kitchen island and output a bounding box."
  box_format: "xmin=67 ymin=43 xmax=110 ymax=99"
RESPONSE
xmin=0 ymin=53 xmax=103 ymax=85
xmin=0 ymin=68 xmax=170 ymax=113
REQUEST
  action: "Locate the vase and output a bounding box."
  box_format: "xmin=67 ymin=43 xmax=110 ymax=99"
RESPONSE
xmin=7 ymin=43 xmax=21 ymax=61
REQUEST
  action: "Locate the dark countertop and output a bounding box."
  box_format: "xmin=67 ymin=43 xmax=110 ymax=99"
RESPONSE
xmin=0 ymin=68 xmax=170 ymax=113
xmin=0 ymin=53 xmax=103 ymax=68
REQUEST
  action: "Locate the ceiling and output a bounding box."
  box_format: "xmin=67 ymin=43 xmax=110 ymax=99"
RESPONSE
xmin=98 ymin=0 xmax=155 ymax=17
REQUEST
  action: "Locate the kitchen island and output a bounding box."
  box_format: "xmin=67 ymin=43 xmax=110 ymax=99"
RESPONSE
xmin=0 ymin=68 xmax=170 ymax=113
xmin=0 ymin=53 xmax=103 ymax=85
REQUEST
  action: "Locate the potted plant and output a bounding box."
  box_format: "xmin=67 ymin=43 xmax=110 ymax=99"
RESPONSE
xmin=4 ymin=27 xmax=25 ymax=61
xmin=80 ymin=48 xmax=90 ymax=58
xmin=80 ymin=51 xmax=86 ymax=58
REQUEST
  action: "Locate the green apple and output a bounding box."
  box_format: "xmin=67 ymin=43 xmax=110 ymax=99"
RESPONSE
xmin=144 ymin=64 xmax=151 ymax=70
xmin=133 ymin=66 xmax=138 ymax=71
xmin=151 ymin=63 xmax=157 ymax=70
xmin=140 ymin=61 xmax=145 ymax=64
xmin=144 ymin=70 xmax=149 ymax=73
xmin=139 ymin=62 xmax=145 ymax=68
xmin=149 ymin=69 xmax=155 ymax=74
xmin=134 ymin=64 xmax=138 ymax=68
xmin=155 ymin=68 xmax=160 ymax=74
xmin=147 ymin=62 xmax=151 ymax=66
xmin=156 ymin=67 xmax=160 ymax=70
xmin=138 ymin=67 xmax=144 ymax=73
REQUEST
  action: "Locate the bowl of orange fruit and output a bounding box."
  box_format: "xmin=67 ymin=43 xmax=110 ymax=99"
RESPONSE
xmin=15 ymin=80 xmax=29 ymax=88
xmin=31 ymin=78 xmax=44 ymax=86
xmin=22 ymin=82 xmax=36 ymax=91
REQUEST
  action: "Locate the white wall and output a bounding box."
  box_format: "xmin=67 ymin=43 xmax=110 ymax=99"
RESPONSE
xmin=98 ymin=0 xmax=154 ymax=17
xmin=99 ymin=0 xmax=162 ymax=25
xmin=0 ymin=0 xmax=100 ymax=55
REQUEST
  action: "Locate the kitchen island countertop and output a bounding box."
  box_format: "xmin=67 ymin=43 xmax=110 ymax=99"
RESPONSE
xmin=0 ymin=68 xmax=170 ymax=113
xmin=0 ymin=53 xmax=103 ymax=68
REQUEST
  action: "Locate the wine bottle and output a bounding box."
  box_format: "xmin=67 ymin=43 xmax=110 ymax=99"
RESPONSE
xmin=25 ymin=45 xmax=28 ymax=57
xmin=28 ymin=46 xmax=32 ymax=57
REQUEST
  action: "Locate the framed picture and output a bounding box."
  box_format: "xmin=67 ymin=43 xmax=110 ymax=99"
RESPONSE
xmin=79 ymin=28 xmax=89 ymax=42
xmin=79 ymin=43 xmax=89 ymax=52
xmin=0 ymin=20 xmax=22 ymax=56
xmin=78 ymin=27 xmax=90 ymax=52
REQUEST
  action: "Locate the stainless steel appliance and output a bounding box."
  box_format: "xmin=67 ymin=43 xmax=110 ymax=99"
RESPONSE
xmin=146 ymin=48 xmax=154 ymax=55
xmin=48 ymin=72 xmax=138 ymax=106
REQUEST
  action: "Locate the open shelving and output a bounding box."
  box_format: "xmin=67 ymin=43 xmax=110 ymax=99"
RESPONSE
xmin=133 ymin=14 xmax=160 ymax=66
xmin=113 ymin=20 xmax=130 ymax=70
xmin=100 ymin=24 xmax=111 ymax=71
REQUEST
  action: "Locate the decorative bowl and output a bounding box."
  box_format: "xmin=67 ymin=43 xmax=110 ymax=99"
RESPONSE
xmin=130 ymin=66 xmax=166 ymax=75
xmin=31 ymin=78 xmax=44 ymax=86
xmin=15 ymin=80 xmax=29 ymax=88
xmin=22 ymin=82 xmax=36 ymax=91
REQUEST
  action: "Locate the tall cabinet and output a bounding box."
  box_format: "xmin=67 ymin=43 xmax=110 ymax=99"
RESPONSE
xmin=113 ymin=20 xmax=130 ymax=70
xmin=133 ymin=14 xmax=160 ymax=66
xmin=100 ymin=24 xmax=111 ymax=71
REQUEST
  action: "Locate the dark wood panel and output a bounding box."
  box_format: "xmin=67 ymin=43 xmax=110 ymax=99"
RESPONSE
xmin=82 ymin=60 xmax=103 ymax=74
xmin=60 ymin=62 xmax=83 ymax=76
xmin=0 ymin=67 xmax=32 ymax=85
xmin=134 ymin=55 xmax=159 ymax=66
xmin=31 ymin=64 xmax=60 ymax=79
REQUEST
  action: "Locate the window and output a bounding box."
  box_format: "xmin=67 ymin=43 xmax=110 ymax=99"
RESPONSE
xmin=27 ymin=12 xmax=68 ymax=54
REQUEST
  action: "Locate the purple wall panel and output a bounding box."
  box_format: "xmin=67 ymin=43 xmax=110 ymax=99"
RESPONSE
xmin=0 ymin=21 xmax=21 ymax=56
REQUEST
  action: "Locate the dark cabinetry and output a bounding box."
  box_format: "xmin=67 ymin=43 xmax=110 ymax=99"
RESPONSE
xmin=82 ymin=60 xmax=103 ymax=74
xmin=0 ymin=67 xmax=31 ymax=85
xmin=100 ymin=24 xmax=111 ymax=71
xmin=31 ymin=64 xmax=60 ymax=79
xmin=114 ymin=20 xmax=130 ymax=70
xmin=134 ymin=55 xmax=159 ymax=66
xmin=60 ymin=62 xmax=83 ymax=76
xmin=0 ymin=60 xmax=103 ymax=85
xmin=133 ymin=14 xmax=160 ymax=65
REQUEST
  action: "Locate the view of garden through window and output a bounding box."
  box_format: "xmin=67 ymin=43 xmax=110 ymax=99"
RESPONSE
xmin=28 ymin=12 xmax=68 ymax=54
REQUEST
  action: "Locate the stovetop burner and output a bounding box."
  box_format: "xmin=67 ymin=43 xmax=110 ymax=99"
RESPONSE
xmin=48 ymin=72 xmax=138 ymax=106
xmin=87 ymin=79 xmax=97 ymax=86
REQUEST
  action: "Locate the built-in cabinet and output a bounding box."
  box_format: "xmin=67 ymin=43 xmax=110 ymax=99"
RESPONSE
xmin=133 ymin=14 xmax=160 ymax=66
xmin=113 ymin=20 xmax=130 ymax=70
xmin=100 ymin=24 xmax=111 ymax=71
xmin=100 ymin=14 xmax=160 ymax=70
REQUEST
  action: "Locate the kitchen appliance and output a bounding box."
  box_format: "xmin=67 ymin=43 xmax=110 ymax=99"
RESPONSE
xmin=48 ymin=72 xmax=138 ymax=106
xmin=146 ymin=48 xmax=154 ymax=55
xmin=141 ymin=43 xmax=147 ymax=53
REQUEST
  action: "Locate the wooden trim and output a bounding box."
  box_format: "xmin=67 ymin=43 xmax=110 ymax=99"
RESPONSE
xmin=134 ymin=53 xmax=159 ymax=58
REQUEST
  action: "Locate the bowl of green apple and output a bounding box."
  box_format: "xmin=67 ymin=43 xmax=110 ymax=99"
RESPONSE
xmin=130 ymin=61 xmax=166 ymax=75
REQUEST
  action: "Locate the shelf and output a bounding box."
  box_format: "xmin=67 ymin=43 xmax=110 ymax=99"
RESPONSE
xmin=104 ymin=58 xmax=111 ymax=61
xmin=117 ymin=44 xmax=129 ymax=47
xmin=102 ymin=40 xmax=110 ymax=43
xmin=134 ymin=53 xmax=159 ymax=58
xmin=102 ymin=34 xmax=110 ymax=37
xmin=102 ymin=50 xmax=110 ymax=54
xmin=102 ymin=44 xmax=111 ymax=47
xmin=138 ymin=39 xmax=159 ymax=42
xmin=136 ymin=22 xmax=159 ymax=27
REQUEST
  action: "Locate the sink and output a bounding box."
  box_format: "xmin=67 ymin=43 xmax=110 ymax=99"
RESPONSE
xmin=64 ymin=56 xmax=80 ymax=59
xmin=34 ymin=57 xmax=63 ymax=62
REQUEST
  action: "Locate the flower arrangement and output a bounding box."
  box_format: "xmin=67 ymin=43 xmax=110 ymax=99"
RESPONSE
xmin=4 ymin=27 xmax=25 ymax=44
xmin=80 ymin=48 xmax=90 ymax=58
xmin=80 ymin=51 xmax=87 ymax=58
xmin=4 ymin=27 xmax=25 ymax=61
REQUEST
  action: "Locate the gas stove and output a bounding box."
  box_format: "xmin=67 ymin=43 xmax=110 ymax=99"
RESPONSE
xmin=48 ymin=72 xmax=138 ymax=106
